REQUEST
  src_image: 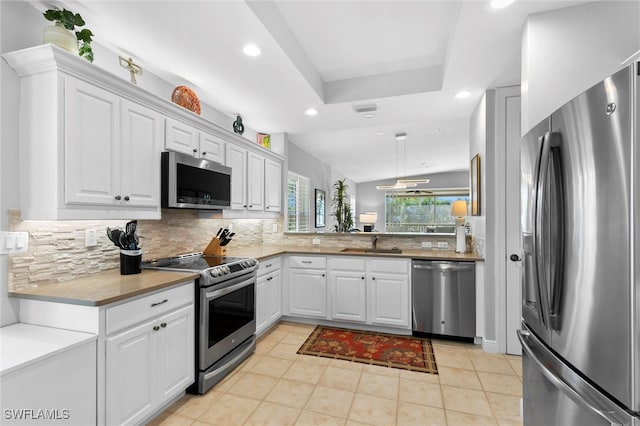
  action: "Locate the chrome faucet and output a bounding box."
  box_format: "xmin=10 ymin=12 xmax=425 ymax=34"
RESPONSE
xmin=372 ymin=235 xmax=379 ymax=250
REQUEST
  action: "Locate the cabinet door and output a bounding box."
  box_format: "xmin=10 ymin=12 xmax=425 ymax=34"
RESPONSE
xmin=106 ymin=320 xmax=154 ymax=426
xmin=165 ymin=117 xmax=198 ymax=156
xmin=256 ymin=274 xmax=269 ymax=334
xmin=156 ymin=305 xmax=194 ymax=403
xmin=200 ymin=132 xmax=225 ymax=163
xmin=368 ymin=273 xmax=410 ymax=328
xmin=288 ymin=269 xmax=327 ymax=318
xmin=264 ymin=158 xmax=282 ymax=212
xmin=267 ymin=270 xmax=282 ymax=324
xmin=65 ymin=78 xmax=120 ymax=205
xmin=120 ymin=100 xmax=163 ymax=207
xmin=247 ymin=151 xmax=265 ymax=210
xmin=226 ymin=144 xmax=247 ymax=209
xmin=329 ymin=270 xmax=366 ymax=323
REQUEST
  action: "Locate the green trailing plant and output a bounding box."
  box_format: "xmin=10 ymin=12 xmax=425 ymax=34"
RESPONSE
xmin=43 ymin=8 xmax=94 ymax=63
xmin=331 ymin=178 xmax=353 ymax=232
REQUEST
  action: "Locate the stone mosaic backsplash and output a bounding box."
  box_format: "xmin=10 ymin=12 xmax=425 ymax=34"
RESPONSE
xmin=8 ymin=209 xmax=464 ymax=290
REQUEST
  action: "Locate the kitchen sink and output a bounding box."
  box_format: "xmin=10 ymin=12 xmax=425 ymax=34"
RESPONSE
xmin=340 ymin=248 xmax=403 ymax=254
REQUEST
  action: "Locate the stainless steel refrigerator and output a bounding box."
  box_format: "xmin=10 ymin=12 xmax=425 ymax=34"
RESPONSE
xmin=518 ymin=61 xmax=639 ymax=425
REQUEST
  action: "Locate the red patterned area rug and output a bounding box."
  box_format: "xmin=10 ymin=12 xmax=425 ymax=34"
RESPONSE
xmin=297 ymin=326 xmax=438 ymax=374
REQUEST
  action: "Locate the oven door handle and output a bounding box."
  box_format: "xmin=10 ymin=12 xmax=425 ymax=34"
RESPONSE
xmin=205 ymin=277 xmax=254 ymax=299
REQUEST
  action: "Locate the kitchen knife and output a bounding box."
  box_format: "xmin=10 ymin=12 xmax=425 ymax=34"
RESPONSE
xmin=215 ymin=228 xmax=223 ymax=238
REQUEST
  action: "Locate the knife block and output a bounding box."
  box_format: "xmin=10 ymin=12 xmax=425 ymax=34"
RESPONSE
xmin=203 ymin=237 xmax=227 ymax=256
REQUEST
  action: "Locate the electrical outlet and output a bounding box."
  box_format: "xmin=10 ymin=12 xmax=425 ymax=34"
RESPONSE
xmin=85 ymin=229 xmax=98 ymax=247
xmin=0 ymin=231 xmax=29 ymax=254
xmin=421 ymin=241 xmax=432 ymax=248
xmin=312 ymin=238 xmax=321 ymax=245
xmin=272 ymin=223 xmax=278 ymax=233
xmin=437 ymin=241 xmax=448 ymax=249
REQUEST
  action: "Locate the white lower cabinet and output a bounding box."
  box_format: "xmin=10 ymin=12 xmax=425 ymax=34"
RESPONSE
xmin=106 ymin=289 xmax=194 ymax=426
xmin=287 ymin=256 xmax=327 ymax=318
xmin=256 ymin=256 xmax=282 ymax=335
xmin=325 ymin=256 xmax=411 ymax=329
xmin=328 ymin=257 xmax=367 ymax=323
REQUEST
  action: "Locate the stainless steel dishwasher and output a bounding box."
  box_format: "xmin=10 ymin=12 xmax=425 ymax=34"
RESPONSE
xmin=412 ymin=260 xmax=476 ymax=339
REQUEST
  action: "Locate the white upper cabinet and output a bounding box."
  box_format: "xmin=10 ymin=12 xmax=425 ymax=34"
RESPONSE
xmin=226 ymin=144 xmax=248 ymax=210
xmin=264 ymin=158 xmax=282 ymax=212
xmin=247 ymin=151 xmax=265 ymax=211
xmin=165 ymin=117 xmax=226 ymax=164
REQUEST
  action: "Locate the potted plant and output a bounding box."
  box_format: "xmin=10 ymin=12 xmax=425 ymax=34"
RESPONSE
xmin=331 ymin=178 xmax=353 ymax=232
xmin=42 ymin=8 xmax=94 ymax=62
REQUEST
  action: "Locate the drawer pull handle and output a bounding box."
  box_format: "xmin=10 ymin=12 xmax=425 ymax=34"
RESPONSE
xmin=161 ymin=322 xmax=167 ymax=328
xmin=153 ymin=325 xmax=160 ymax=331
xmin=301 ymin=261 xmax=312 ymax=264
xmin=151 ymin=299 xmax=168 ymax=307
xmin=267 ymin=277 xmax=273 ymax=281
xmin=265 ymin=264 xmax=272 ymax=268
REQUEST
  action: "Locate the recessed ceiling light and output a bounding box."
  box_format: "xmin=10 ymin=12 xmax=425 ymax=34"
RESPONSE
xmin=363 ymin=113 xmax=376 ymax=119
xmin=243 ymin=44 xmax=261 ymax=57
xmin=454 ymin=91 xmax=471 ymax=99
xmin=435 ymin=128 xmax=443 ymax=135
xmin=376 ymin=132 xmax=384 ymax=136
xmin=490 ymin=0 xmax=516 ymax=9
xmin=305 ymin=108 xmax=318 ymax=116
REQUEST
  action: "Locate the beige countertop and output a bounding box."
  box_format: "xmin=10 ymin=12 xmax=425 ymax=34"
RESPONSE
xmin=225 ymin=245 xmax=484 ymax=262
xmin=8 ymin=269 xmax=199 ymax=307
xmin=8 ymin=245 xmax=481 ymax=307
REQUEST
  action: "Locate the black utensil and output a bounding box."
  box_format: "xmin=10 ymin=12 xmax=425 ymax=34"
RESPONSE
xmin=216 ymin=228 xmax=224 ymax=238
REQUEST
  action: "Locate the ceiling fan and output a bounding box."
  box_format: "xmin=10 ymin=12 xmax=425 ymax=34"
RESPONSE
xmin=376 ymin=133 xmax=429 ymax=190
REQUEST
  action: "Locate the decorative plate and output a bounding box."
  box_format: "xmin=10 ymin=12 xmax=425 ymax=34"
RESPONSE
xmin=171 ymin=85 xmax=201 ymax=115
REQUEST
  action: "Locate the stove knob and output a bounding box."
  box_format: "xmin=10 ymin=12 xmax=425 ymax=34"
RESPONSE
xmin=223 ymin=266 xmax=230 ymax=274
xmin=209 ymin=269 xmax=219 ymax=277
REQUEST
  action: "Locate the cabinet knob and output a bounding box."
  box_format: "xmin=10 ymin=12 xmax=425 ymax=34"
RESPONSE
xmin=361 ymin=276 xmax=365 ymax=280
xmin=161 ymin=322 xmax=167 ymax=328
xmin=510 ymin=254 xmax=521 ymax=262
xmin=153 ymin=325 xmax=160 ymax=331
xmin=115 ymin=195 xmax=121 ymax=200
xmin=322 ymin=273 xmax=325 ymax=277
xmin=372 ymin=277 xmax=376 ymax=280
xmin=193 ymin=148 xmax=198 ymax=153
xmin=266 ymin=206 xmax=269 ymax=209
xmin=124 ymin=195 xmax=130 ymax=201
xmin=202 ymin=152 xmax=207 ymax=156
xmin=243 ymin=205 xmax=247 ymax=208
xmin=249 ymin=205 xmax=253 ymax=208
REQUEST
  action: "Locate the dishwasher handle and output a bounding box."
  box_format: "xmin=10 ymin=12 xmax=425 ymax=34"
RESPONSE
xmin=412 ymin=261 xmax=474 ymax=272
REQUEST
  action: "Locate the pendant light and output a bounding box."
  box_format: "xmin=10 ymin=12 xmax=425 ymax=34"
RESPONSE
xmin=376 ymin=133 xmax=430 ymax=190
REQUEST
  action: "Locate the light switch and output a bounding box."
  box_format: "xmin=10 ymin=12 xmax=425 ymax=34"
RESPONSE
xmin=85 ymin=229 xmax=98 ymax=247
xmin=0 ymin=232 xmax=29 ymax=254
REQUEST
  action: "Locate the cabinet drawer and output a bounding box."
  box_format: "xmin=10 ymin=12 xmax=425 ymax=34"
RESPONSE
xmin=106 ymin=283 xmax=194 ymax=335
xmin=258 ymin=256 xmax=282 ymax=276
xmin=367 ymin=259 xmax=409 ymax=274
xmin=289 ymin=256 xmax=326 ymax=269
xmin=328 ymin=257 xmax=365 ymax=271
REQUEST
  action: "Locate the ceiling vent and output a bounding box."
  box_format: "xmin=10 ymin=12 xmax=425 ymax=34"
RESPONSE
xmin=353 ymin=104 xmax=378 ymax=114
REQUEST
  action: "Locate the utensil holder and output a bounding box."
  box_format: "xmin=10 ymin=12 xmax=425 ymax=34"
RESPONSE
xmin=120 ymin=249 xmax=142 ymax=275
xmin=203 ymin=237 xmax=227 ymax=256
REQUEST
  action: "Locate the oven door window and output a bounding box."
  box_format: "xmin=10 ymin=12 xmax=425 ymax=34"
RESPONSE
xmin=208 ymin=283 xmax=255 ymax=348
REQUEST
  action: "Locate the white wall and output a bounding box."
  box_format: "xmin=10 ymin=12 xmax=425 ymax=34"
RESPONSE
xmin=521 ymin=1 xmax=640 ymax=134
xmin=356 ymin=171 xmax=469 ymax=232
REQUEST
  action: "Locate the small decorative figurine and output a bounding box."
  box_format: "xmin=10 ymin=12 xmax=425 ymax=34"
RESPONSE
xmin=233 ymin=115 xmax=245 ymax=135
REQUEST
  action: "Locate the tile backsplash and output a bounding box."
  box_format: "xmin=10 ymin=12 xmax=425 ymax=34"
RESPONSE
xmin=8 ymin=210 xmax=281 ymax=290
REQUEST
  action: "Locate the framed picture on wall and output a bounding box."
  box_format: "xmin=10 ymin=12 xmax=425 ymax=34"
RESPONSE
xmin=315 ymin=189 xmax=326 ymax=228
xmin=470 ymin=154 xmax=481 ymax=216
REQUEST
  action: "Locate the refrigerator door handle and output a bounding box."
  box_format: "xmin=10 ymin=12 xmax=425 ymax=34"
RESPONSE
xmin=547 ymin=133 xmax=565 ymax=331
xmin=518 ymin=329 xmax=629 ymax=425
xmin=534 ymin=133 xmax=552 ymax=327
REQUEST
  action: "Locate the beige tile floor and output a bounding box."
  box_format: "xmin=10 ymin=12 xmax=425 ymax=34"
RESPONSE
xmin=148 ymin=322 xmax=523 ymax=426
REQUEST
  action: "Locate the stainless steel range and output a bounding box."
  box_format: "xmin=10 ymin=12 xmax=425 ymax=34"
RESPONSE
xmin=143 ymin=252 xmax=258 ymax=394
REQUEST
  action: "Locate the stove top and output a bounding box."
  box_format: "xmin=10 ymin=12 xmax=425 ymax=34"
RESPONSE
xmin=142 ymin=252 xmax=258 ymax=286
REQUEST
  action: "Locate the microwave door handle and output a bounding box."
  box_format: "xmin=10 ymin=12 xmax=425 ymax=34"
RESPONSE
xmin=548 ymin=133 xmax=565 ymax=331
xmin=534 ymin=132 xmax=552 ymax=328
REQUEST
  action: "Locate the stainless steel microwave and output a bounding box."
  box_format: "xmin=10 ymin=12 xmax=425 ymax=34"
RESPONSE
xmin=161 ymin=151 xmax=232 ymax=210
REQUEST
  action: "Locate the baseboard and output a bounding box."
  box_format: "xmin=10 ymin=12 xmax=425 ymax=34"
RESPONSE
xmin=481 ymin=338 xmax=500 ymax=353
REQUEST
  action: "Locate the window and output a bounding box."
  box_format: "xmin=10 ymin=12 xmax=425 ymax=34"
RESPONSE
xmin=384 ymin=191 xmax=470 ymax=233
xmin=287 ymin=172 xmax=310 ymax=232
